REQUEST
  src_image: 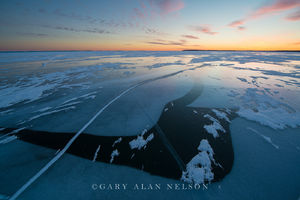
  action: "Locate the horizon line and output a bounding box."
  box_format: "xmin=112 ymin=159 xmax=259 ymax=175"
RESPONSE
xmin=0 ymin=49 xmax=300 ymax=53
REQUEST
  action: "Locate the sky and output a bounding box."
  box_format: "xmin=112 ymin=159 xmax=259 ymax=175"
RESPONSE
xmin=0 ymin=0 xmax=299 ymax=51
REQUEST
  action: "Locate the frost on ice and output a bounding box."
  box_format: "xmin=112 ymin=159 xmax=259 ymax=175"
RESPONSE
xmin=212 ymin=109 xmax=230 ymax=122
xmin=237 ymin=88 xmax=300 ymax=129
xmin=110 ymin=149 xmax=119 ymax=163
xmin=181 ymin=139 xmax=216 ymax=184
xmin=203 ymin=114 xmax=225 ymax=138
xmin=129 ymin=129 xmax=154 ymax=150
xmin=18 ymin=91 xmax=99 ymax=125
xmin=92 ymin=145 xmax=101 ymax=162
xmin=0 ymin=84 xmax=56 ymax=109
xmin=112 ymin=137 xmax=122 ymax=147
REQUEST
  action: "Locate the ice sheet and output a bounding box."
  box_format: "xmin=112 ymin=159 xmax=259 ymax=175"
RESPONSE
xmin=0 ymin=51 xmax=300 ymax=200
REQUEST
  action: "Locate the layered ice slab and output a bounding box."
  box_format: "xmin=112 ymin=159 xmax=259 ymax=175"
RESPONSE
xmin=0 ymin=84 xmax=235 ymax=185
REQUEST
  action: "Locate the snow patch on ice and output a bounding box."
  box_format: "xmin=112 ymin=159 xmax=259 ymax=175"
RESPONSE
xmin=20 ymin=92 xmax=98 ymax=123
xmin=212 ymin=109 xmax=230 ymax=122
xmin=237 ymin=88 xmax=300 ymax=129
xmin=0 ymin=66 xmax=99 ymax=109
xmin=0 ymin=84 xmax=57 ymax=109
xmin=129 ymin=130 xmax=154 ymax=150
xmin=197 ymin=140 xmax=215 ymax=162
xmin=112 ymin=137 xmax=122 ymax=147
xmin=203 ymin=114 xmax=225 ymax=138
xmin=92 ymin=145 xmax=101 ymax=162
xmin=110 ymin=149 xmax=119 ymax=163
xmin=181 ymin=139 xmax=215 ymax=184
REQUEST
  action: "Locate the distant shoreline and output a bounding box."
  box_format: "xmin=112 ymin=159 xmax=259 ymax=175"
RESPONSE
xmin=0 ymin=50 xmax=299 ymax=53
xmin=182 ymin=49 xmax=300 ymax=52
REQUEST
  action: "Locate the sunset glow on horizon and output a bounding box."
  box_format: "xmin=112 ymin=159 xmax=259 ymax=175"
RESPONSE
xmin=0 ymin=0 xmax=300 ymax=51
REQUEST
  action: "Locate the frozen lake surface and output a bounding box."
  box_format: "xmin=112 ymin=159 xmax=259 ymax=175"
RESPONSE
xmin=0 ymin=51 xmax=300 ymax=200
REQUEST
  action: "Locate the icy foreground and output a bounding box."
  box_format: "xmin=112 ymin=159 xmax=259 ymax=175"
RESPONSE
xmin=0 ymin=51 xmax=300 ymax=200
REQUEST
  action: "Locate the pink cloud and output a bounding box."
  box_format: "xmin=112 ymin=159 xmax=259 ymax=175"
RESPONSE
xmin=146 ymin=38 xmax=186 ymax=46
xmin=229 ymin=0 xmax=300 ymax=28
xmin=190 ymin=25 xmax=218 ymax=35
xmin=228 ymin=20 xmax=245 ymax=27
xmin=133 ymin=0 xmax=184 ymax=21
xmin=251 ymin=0 xmax=300 ymax=18
xmin=285 ymin=8 xmax=300 ymax=21
xmin=181 ymin=34 xmax=199 ymax=39
xmin=148 ymin=0 xmax=184 ymax=15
